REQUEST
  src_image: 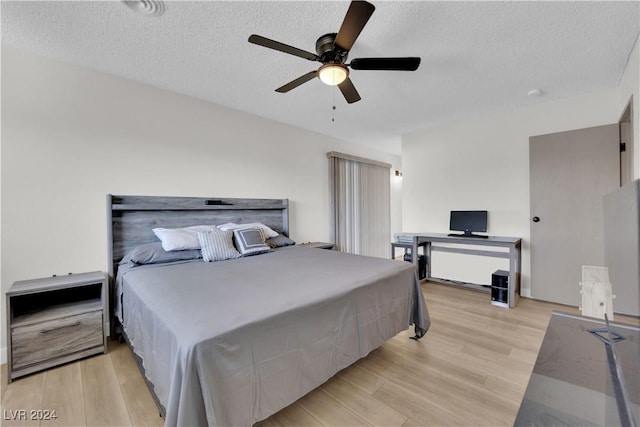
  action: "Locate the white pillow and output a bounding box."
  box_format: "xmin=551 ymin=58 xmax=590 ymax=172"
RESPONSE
xmin=216 ymin=222 xmax=237 ymax=230
xmin=217 ymin=222 xmax=279 ymax=238
xmin=198 ymin=229 xmax=241 ymax=262
xmin=152 ymin=225 xmax=218 ymax=251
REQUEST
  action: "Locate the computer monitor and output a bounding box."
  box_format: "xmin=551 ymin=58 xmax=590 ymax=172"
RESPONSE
xmin=449 ymin=210 xmax=488 ymax=237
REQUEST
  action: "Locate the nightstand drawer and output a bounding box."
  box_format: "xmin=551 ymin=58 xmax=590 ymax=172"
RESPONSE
xmin=11 ymin=309 xmax=103 ymax=370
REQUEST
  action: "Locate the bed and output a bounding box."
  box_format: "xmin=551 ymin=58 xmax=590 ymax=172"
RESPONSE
xmin=107 ymin=195 xmax=430 ymax=426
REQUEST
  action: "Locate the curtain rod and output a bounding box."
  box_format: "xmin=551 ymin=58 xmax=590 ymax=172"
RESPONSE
xmin=326 ymin=151 xmax=392 ymax=169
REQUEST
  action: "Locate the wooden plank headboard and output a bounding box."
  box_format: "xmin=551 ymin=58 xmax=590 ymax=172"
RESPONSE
xmin=106 ymin=194 xmax=289 ymax=283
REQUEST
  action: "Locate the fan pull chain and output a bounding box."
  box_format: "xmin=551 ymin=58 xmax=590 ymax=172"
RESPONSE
xmin=332 ymin=86 xmax=336 ymax=122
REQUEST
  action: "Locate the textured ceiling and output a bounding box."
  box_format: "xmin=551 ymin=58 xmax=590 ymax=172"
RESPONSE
xmin=2 ymin=1 xmax=639 ymax=154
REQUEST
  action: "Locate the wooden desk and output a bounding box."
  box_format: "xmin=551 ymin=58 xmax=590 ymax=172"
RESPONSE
xmin=409 ymin=233 xmax=522 ymax=308
xmin=390 ymin=241 xmax=428 ymax=280
xmin=390 ymin=241 xmax=428 ymax=259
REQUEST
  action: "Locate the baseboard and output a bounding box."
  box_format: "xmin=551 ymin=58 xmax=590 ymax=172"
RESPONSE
xmin=1 ymin=346 xmax=6 ymax=365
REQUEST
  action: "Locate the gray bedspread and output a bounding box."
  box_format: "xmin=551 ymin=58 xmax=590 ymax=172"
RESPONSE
xmin=117 ymin=247 xmax=430 ymax=426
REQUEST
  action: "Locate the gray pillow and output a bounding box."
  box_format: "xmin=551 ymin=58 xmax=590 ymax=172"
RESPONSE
xmin=119 ymin=242 xmax=201 ymax=266
xmin=266 ymin=233 xmax=296 ymax=248
xmin=233 ymin=227 xmax=271 ymax=256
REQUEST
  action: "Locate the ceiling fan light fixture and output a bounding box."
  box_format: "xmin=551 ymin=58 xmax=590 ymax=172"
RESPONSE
xmin=318 ymin=64 xmax=348 ymax=86
xmin=122 ymin=0 xmax=165 ymax=17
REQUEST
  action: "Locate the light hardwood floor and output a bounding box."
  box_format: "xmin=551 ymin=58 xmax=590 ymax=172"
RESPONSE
xmin=1 ymin=282 xmax=634 ymax=426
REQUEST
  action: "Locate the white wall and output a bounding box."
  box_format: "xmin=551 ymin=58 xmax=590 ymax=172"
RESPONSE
xmin=402 ymin=89 xmax=621 ymax=295
xmin=0 ymin=48 xmax=402 ymax=360
xmin=617 ymin=35 xmax=639 ymax=178
xmin=400 ymin=35 xmax=639 ymax=297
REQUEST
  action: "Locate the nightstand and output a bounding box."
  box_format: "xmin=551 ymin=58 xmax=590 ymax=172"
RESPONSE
xmin=6 ymin=271 xmax=108 ymax=382
xmin=298 ymin=242 xmax=335 ymax=250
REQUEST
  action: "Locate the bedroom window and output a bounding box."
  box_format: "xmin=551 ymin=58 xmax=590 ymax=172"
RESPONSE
xmin=327 ymin=151 xmax=391 ymax=258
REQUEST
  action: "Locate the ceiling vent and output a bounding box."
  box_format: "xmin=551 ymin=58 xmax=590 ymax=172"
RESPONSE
xmin=122 ymin=0 xmax=165 ymax=17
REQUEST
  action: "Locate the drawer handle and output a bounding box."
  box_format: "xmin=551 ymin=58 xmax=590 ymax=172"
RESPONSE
xmin=40 ymin=322 xmax=81 ymax=334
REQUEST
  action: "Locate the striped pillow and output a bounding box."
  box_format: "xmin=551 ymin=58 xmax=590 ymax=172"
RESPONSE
xmin=197 ymin=229 xmax=240 ymax=262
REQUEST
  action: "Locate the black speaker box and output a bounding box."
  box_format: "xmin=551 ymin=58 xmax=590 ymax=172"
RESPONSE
xmin=491 ymin=270 xmax=509 ymax=306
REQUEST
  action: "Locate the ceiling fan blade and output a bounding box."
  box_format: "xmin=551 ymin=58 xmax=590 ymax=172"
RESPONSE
xmin=350 ymin=57 xmax=421 ymax=71
xmin=334 ymin=1 xmax=375 ymax=52
xmin=249 ymin=35 xmax=319 ymax=61
xmin=275 ymin=71 xmax=318 ymax=93
xmin=338 ymin=77 xmax=361 ymax=104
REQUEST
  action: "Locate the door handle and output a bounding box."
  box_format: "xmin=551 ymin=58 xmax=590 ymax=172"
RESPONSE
xmin=532 ymin=216 xmax=540 ymax=223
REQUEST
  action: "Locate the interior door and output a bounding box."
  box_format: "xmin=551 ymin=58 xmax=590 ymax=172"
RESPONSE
xmin=530 ymin=124 xmax=619 ymax=306
xmin=620 ymin=121 xmax=633 ymax=186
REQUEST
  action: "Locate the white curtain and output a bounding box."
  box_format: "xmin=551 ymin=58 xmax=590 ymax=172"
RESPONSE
xmin=328 ymin=152 xmax=391 ymax=258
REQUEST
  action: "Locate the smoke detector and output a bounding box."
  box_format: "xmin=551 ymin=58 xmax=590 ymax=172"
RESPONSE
xmin=122 ymin=0 xmax=165 ymax=17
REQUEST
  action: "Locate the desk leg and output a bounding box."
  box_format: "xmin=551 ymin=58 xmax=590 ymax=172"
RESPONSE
xmin=425 ymin=242 xmax=432 ymax=281
xmin=509 ymin=242 xmax=521 ymax=308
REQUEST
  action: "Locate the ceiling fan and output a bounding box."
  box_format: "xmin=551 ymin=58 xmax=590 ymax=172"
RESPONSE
xmin=248 ymin=0 xmax=420 ymax=104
